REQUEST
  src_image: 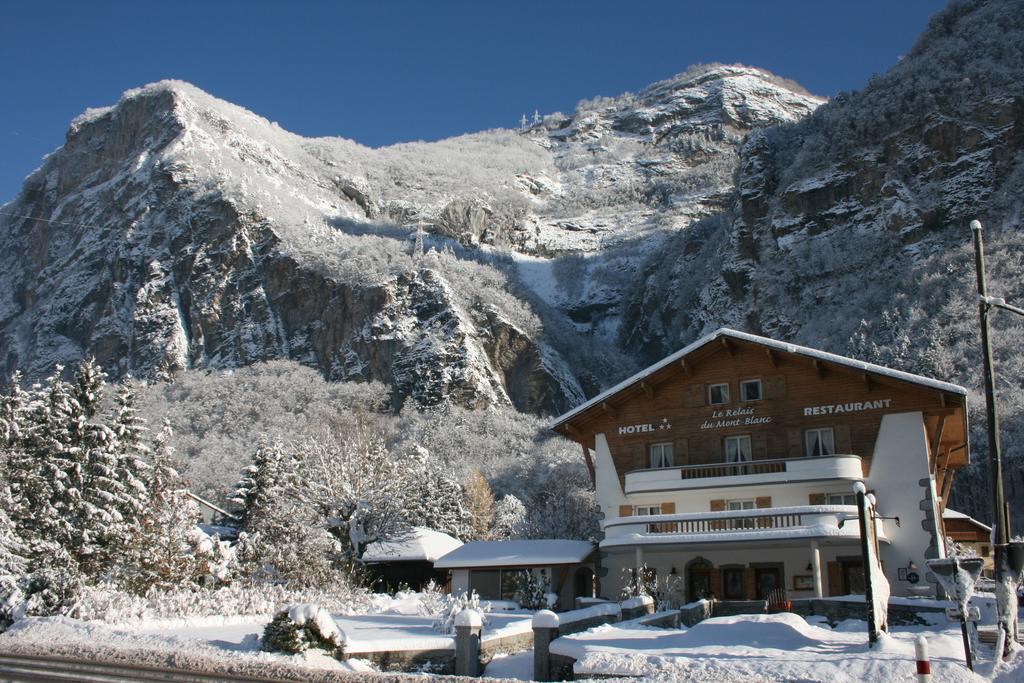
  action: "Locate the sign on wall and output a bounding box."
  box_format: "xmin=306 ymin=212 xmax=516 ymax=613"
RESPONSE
xmin=617 ymin=417 xmax=672 ymax=435
xmin=803 ymin=399 xmax=892 ymax=416
xmin=700 ymin=407 xmax=772 ymax=430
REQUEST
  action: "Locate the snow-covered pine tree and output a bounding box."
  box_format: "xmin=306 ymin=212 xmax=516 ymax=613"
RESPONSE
xmin=0 ymin=484 xmax=26 ymax=578
xmin=234 ymin=440 xmax=338 ymax=587
xmin=463 ymin=468 xmax=495 ymax=541
xmin=112 ymin=380 xmax=151 ymax=529
xmin=72 ymin=360 xmax=130 ymax=576
xmin=493 ymin=494 xmax=527 ymax=540
xmin=232 ymin=440 xmax=290 ymax=525
xmin=125 ymin=419 xmax=202 ymax=593
xmin=20 ymin=366 xmax=83 ymax=557
xmin=400 ymin=446 xmax=470 ymax=539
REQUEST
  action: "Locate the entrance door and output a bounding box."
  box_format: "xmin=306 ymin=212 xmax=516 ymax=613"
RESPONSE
xmin=688 ymin=566 xmax=712 ymax=600
xmin=755 ymin=567 xmax=782 ymax=600
xmin=573 ymin=567 xmax=595 ymax=599
xmin=842 ymin=560 xmax=865 ymax=595
xmin=722 ymin=567 xmax=746 ymax=600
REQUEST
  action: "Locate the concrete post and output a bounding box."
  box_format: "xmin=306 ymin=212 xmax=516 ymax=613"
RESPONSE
xmin=810 ymin=540 xmax=823 ymax=598
xmin=533 ymin=609 xmax=561 ymax=682
xmin=454 ymin=608 xmax=482 ymax=677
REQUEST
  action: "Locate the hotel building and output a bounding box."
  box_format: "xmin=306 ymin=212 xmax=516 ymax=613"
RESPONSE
xmin=552 ymin=328 xmax=969 ymax=602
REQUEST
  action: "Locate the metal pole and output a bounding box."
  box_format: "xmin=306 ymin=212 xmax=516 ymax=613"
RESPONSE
xmin=855 ymin=485 xmax=877 ymax=645
xmin=970 ymin=219 xmax=1012 ymax=656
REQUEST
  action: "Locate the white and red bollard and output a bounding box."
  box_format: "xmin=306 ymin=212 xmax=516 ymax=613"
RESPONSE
xmin=915 ymin=635 xmax=931 ymax=682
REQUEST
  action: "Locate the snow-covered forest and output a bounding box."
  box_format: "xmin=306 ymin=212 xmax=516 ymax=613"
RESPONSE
xmin=0 ymin=358 xmax=596 ymax=628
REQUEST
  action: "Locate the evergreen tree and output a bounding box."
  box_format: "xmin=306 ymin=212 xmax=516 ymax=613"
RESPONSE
xmin=493 ymin=494 xmax=527 ymax=539
xmin=400 ymin=446 xmax=470 ymax=539
xmin=112 ymin=381 xmax=151 ymax=527
xmin=126 ymin=420 xmax=202 ymax=593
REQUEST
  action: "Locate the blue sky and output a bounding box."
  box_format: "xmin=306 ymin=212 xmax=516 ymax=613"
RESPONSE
xmin=0 ymin=1 xmax=945 ymax=203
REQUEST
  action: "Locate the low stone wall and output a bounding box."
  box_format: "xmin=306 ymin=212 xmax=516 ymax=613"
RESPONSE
xmin=619 ymin=596 xmax=656 ymax=621
xmin=342 ymin=647 xmax=454 ymax=675
xmin=679 ymin=599 xmax=713 ymax=627
xmin=480 ymin=629 xmax=533 ymax=664
xmin=633 ymin=610 xmax=681 ymax=629
xmin=789 ymin=598 xmax=949 ymax=627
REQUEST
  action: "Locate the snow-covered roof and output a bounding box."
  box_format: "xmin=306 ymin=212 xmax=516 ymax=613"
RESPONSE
xmin=433 ymin=540 xmax=596 ymax=569
xmin=362 ymin=527 xmax=463 ymax=563
xmin=552 ymin=328 xmax=967 ymax=428
xmin=942 ymin=508 xmax=991 ymax=531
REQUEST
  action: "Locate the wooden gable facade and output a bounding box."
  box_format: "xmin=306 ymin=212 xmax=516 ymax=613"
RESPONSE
xmin=554 ymin=330 xmax=968 ymax=512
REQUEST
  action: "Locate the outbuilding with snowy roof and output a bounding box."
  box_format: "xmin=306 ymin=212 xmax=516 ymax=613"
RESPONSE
xmin=435 ymin=540 xmax=597 ymax=611
xmin=362 ymin=527 xmax=463 ymax=591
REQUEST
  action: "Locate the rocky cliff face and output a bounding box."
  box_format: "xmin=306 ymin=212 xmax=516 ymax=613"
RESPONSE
xmin=621 ymin=0 xmax=1024 ymax=520
xmin=0 ymin=65 xmax=820 ymax=414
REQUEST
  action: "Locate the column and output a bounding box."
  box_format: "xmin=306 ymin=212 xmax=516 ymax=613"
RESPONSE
xmin=810 ymin=540 xmax=823 ymax=598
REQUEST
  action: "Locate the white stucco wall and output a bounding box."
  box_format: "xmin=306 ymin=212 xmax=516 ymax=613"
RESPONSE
xmin=866 ymin=411 xmax=944 ymax=597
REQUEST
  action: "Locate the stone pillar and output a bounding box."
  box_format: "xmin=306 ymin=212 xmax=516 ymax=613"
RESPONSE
xmin=454 ymin=608 xmax=482 ymax=677
xmin=533 ymin=609 xmax=561 ymax=682
xmin=810 ymin=540 xmax=823 ymax=598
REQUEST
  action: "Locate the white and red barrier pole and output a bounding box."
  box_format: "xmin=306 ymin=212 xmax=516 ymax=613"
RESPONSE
xmin=915 ymin=635 xmax=931 ymax=682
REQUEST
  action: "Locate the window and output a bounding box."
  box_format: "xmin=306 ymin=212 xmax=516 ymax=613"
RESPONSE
xmin=980 ymin=545 xmax=990 ymax=558
xmin=724 ymin=435 xmax=752 ymax=463
xmin=708 ymin=383 xmax=730 ymax=405
xmin=826 ymin=493 xmax=857 ymax=506
xmin=728 ymin=499 xmax=756 ymax=529
xmin=805 ymin=427 xmax=835 ymax=457
xmin=634 ymin=504 xmax=662 ymax=517
xmin=739 ymin=379 xmax=762 ymax=402
xmin=649 ymin=442 xmax=674 ymax=468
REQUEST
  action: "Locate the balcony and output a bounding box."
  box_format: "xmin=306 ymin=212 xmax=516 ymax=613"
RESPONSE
xmin=601 ymin=505 xmax=887 ymax=548
xmin=623 ymin=454 xmax=863 ymax=494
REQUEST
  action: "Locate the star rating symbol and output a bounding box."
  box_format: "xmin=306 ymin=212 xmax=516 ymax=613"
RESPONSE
xmin=658 ymin=418 xmax=672 ymax=430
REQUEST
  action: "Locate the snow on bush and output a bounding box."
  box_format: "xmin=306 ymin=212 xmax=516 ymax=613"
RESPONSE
xmin=261 ymin=604 xmax=346 ymax=655
xmin=65 ymin=582 xmax=371 ymax=624
xmin=432 ymin=590 xmax=490 ymax=634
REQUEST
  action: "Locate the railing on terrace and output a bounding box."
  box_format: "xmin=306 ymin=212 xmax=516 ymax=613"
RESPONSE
xmin=645 ymin=511 xmax=806 ymax=534
xmin=625 ymin=454 xmax=862 ymax=485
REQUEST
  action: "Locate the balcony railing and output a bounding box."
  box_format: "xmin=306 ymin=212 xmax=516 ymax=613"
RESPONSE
xmin=623 ymin=454 xmax=863 ymax=494
xmin=602 ymin=505 xmax=887 ymax=547
xmin=644 ymin=511 xmax=806 ymax=534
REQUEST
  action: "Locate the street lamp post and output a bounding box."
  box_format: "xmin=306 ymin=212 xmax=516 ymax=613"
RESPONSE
xmin=970 ymin=219 xmax=1017 ymax=656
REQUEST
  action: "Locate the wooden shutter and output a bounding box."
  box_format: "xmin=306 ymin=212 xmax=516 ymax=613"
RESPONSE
xmin=619 ymin=505 xmax=633 ymax=518
xmin=661 ymin=502 xmax=676 ymax=514
xmin=745 ymin=568 xmax=757 ymax=600
xmin=763 ymin=374 xmax=787 ymax=400
xmin=827 ymin=562 xmax=843 ymax=597
xmin=629 ymin=443 xmax=646 ymax=471
xmin=710 ymin=499 xmax=725 ymax=530
xmin=673 ymin=438 xmax=689 ymax=465
xmin=788 ymin=429 xmax=803 ymax=458
xmin=709 ymin=436 xmax=723 ymax=462
xmin=835 ymin=424 xmax=852 ymax=454
xmin=751 ymin=431 xmax=768 ymax=460
xmin=683 ymin=384 xmax=706 ymax=408
xmin=808 ymin=493 xmax=826 ymax=505
xmin=756 ymin=496 xmax=773 ymax=528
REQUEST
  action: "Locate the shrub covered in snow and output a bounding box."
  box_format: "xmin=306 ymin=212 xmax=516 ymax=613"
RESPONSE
xmin=262 ymin=604 xmax=346 ymax=655
xmin=432 ymin=590 xmax=490 ymax=634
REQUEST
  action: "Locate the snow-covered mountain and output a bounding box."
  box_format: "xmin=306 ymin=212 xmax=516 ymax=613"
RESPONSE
xmin=2 ymin=0 xmax=1023 ymax=523
xmin=0 ymin=64 xmax=820 ymax=413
